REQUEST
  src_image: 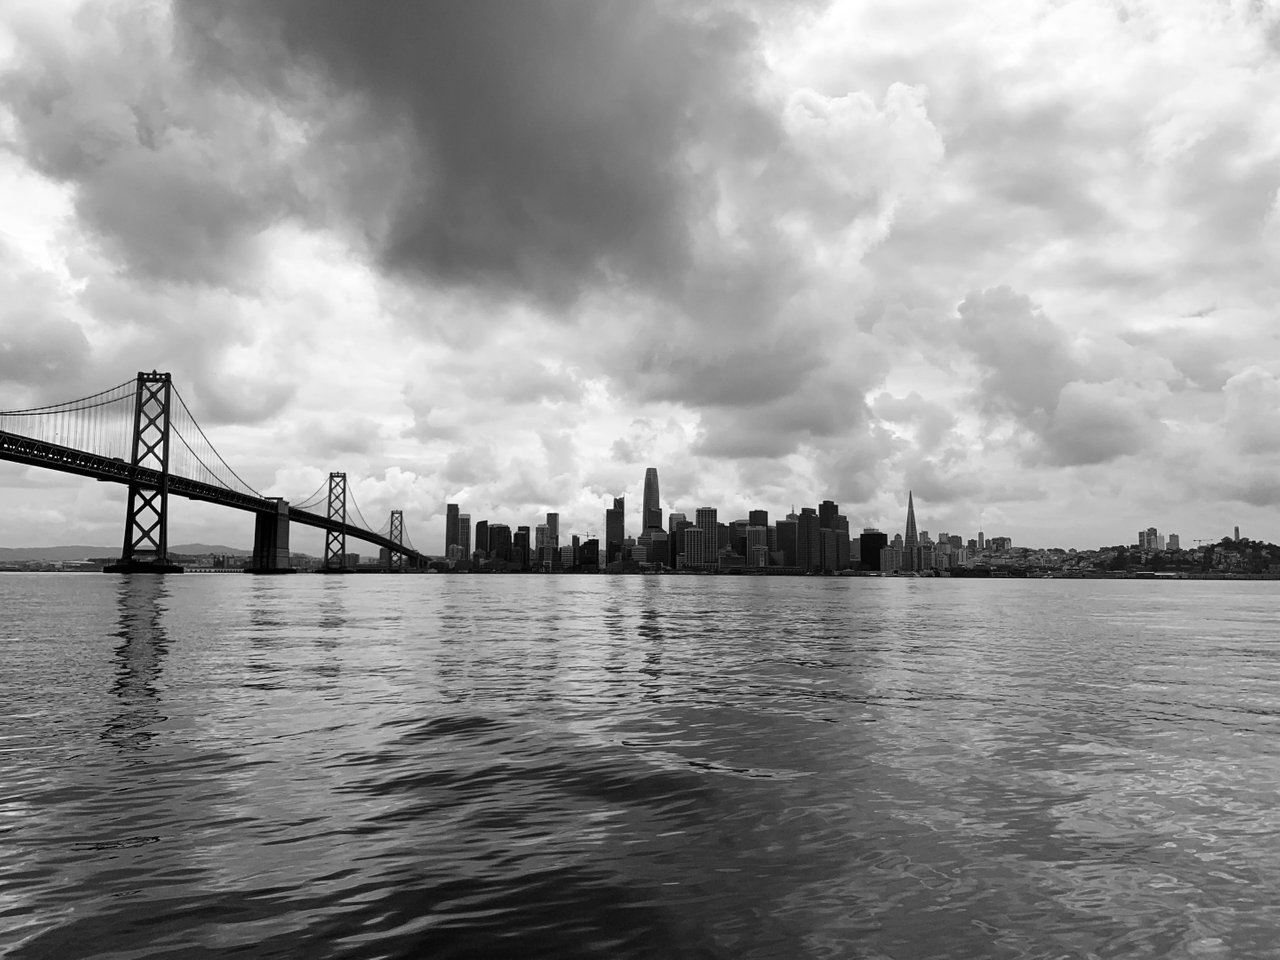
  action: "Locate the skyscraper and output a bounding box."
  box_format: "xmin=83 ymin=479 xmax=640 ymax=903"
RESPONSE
xmin=695 ymin=507 xmax=718 ymax=570
xmin=797 ymin=507 xmax=821 ymax=572
xmin=445 ymin=503 xmax=460 ymax=555
xmin=819 ymin=499 xmax=838 ymax=531
xmin=458 ymin=514 xmax=471 ymax=562
xmin=904 ymin=491 xmax=918 ymax=572
xmin=605 ymin=496 xmax=624 ymax=563
xmin=643 ymin=467 xmax=662 ymax=531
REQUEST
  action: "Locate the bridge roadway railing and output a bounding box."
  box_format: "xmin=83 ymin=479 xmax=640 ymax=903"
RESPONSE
xmin=0 ymin=429 xmax=420 ymax=561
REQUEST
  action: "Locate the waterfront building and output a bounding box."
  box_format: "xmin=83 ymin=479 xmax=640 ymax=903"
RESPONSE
xmin=820 ymin=528 xmax=838 ymax=573
xmin=860 ymin=529 xmax=887 ymax=571
xmin=776 ymin=519 xmax=798 ymax=567
xmin=833 ymin=514 xmax=851 ymax=570
xmin=605 ymin=497 xmax=624 ymax=563
xmin=458 ymin=514 xmax=471 ymax=560
xmin=488 ymin=523 xmax=512 ymax=563
xmin=514 ymin=526 xmax=531 ymax=571
xmin=682 ymin=526 xmax=709 ymax=569
xmin=880 ymin=545 xmax=902 ymax=573
xmin=445 ymin=503 xmax=460 ymax=555
xmin=695 ymin=508 xmax=719 ymax=570
xmin=797 ymin=507 xmax=821 ymax=572
xmin=474 ymin=520 xmax=488 ymax=559
xmin=819 ymin=499 xmax=838 ymax=531
xmin=669 ymin=514 xmax=691 ymax=568
xmin=904 ymin=492 xmax=919 ymax=572
xmin=643 ymin=468 xmax=662 ymax=532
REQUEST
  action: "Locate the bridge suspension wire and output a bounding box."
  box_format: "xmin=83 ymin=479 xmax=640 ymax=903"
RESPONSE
xmin=0 ymin=380 xmax=136 ymax=459
xmin=168 ymin=387 xmax=262 ymax=498
xmin=290 ymin=478 xmax=329 ymax=512
xmin=346 ymin=485 xmax=376 ymax=534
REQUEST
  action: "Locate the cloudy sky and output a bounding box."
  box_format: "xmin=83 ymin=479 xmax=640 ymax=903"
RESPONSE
xmin=2 ymin=0 xmax=1279 ymax=554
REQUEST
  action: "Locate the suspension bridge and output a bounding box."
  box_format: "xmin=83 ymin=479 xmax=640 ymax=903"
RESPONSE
xmin=0 ymin=371 xmax=425 ymax=573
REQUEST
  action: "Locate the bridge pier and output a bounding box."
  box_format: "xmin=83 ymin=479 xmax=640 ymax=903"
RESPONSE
xmin=247 ymin=498 xmax=295 ymax=574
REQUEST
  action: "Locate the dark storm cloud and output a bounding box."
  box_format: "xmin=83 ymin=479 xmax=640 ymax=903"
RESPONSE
xmin=175 ymin=0 xmax=774 ymax=305
xmin=0 ymin=4 xmax=296 ymax=288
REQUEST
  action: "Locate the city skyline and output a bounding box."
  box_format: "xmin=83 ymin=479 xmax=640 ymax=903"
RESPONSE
xmin=3 ymin=3 xmax=1279 ymax=552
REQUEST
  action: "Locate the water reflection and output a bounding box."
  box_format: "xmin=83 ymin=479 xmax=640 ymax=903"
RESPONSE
xmin=104 ymin=576 xmax=170 ymax=751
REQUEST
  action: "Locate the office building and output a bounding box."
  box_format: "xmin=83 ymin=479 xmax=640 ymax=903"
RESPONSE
xmin=819 ymin=499 xmax=838 ymax=531
xmin=458 ymin=514 xmax=471 ymax=560
xmin=488 ymin=523 xmax=512 ymax=563
xmin=514 ymin=526 xmax=531 ymax=571
xmin=860 ymin=529 xmax=887 ymax=571
xmin=695 ymin=507 xmax=719 ymax=570
xmin=445 ymin=503 xmax=460 ymax=555
xmin=682 ymin=526 xmax=709 ymax=569
xmin=903 ymin=492 xmax=918 ymax=572
xmin=643 ymin=467 xmax=662 ymax=531
xmin=474 ymin=520 xmax=488 ymax=558
xmin=605 ymin=497 xmax=624 ymax=563
xmin=797 ymin=507 xmax=821 ymax=572
xmin=749 ymin=509 xmax=768 ymax=528
xmin=776 ymin=519 xmax=798 ymax=567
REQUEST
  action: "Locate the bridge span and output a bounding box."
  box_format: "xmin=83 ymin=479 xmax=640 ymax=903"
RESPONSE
xmin=0 ymin=372 xmax=424 ymax=573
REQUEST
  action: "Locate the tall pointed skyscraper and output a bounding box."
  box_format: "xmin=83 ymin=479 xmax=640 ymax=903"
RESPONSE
xmin=903 ymin=490 xmax=919 ymax=571
xmin=642 ymin=467 xmax=662 ymax=531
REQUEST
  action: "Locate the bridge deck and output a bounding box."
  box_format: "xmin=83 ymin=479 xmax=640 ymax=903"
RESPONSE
xmin=0 ymin=430 xmax=419 ymax=559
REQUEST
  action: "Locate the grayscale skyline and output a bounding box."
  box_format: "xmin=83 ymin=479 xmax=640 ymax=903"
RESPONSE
xmin=2 ymin=1 xmax=1278 ymax=552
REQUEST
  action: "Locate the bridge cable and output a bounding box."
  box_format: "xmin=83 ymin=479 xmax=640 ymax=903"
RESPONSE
xmin=169 ymin=386 xmax=263 ymax=498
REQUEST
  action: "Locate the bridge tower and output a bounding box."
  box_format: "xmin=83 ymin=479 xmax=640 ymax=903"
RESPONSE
xmin=321 ymin=472 xmax=349 ymax=573
xmin=106 ymin=372 xmax=183 ymax=574
xmin=386 ymin=509 xmax=404 ymax=572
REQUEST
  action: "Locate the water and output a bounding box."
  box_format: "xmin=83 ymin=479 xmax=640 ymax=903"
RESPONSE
xmin=2 ymin=574 xmax=1279 ymax=959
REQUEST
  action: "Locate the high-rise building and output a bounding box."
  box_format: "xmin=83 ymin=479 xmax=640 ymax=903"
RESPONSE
xmin=643 ymin=467 xmax=662 ymax=531
xmin=445 ymin=503 xmax=460 ymax=555
xmin=977 ymin=530 xmax=985 ymax=551
xmin=797 ymin=508 xmax=822 ymax=572
xmin=514 ymin=526 xmax=531 ymax=571
xmin=820 ymin=528 xmax=838 ymax=573
xmin=488 ymin=523 xmax=512 ymax=563
xmin=458 ymin=514 xmax=471 ymax=562
xmin=695 ymin=507 xmax=718 ymax=570
xmin=535 ymin=523 xmax=551 ymax=568
xmin=546 ymin=513 xmax=560 ymax=550
xmin=682 ymin=526 xmax=709 ymax=568
xmin=474 ymin=520 xmax=489 ymax=558
xmin=670 ymin=519 xmax=691 ymax=570
xmin=860 ymin=528 xmax=887 ymax=571
xmin=819 ymin=499 xmax=838 ymax=531
xmin=776 ymin=519 xmax=798 ymax=567
xmin=746 ymin=526 xmax=768 ymax=567
xmin=903 ymin=492 xmax=919 ymax=572
xmin=833 ymin=514 xmax=851 ymax=571
xmin=749 ymin=509 xmax=768 ymax=528
xmin=1168 ymin=533 xmax=1180 ymax=550
xmin=605 ymin=496 xmax=624 ymax=563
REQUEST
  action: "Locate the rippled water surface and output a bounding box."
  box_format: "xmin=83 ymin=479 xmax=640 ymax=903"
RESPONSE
xmin=3 ymin=574 xmax=1279 ymax=959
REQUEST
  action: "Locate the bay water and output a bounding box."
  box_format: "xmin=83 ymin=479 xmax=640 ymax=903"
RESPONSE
xmin=2 ymin=574 xmax=1278 ymax=958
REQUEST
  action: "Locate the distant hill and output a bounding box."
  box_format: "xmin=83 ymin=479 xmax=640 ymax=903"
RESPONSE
xmin=0 ymin=543 xmax=251 ymax=561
